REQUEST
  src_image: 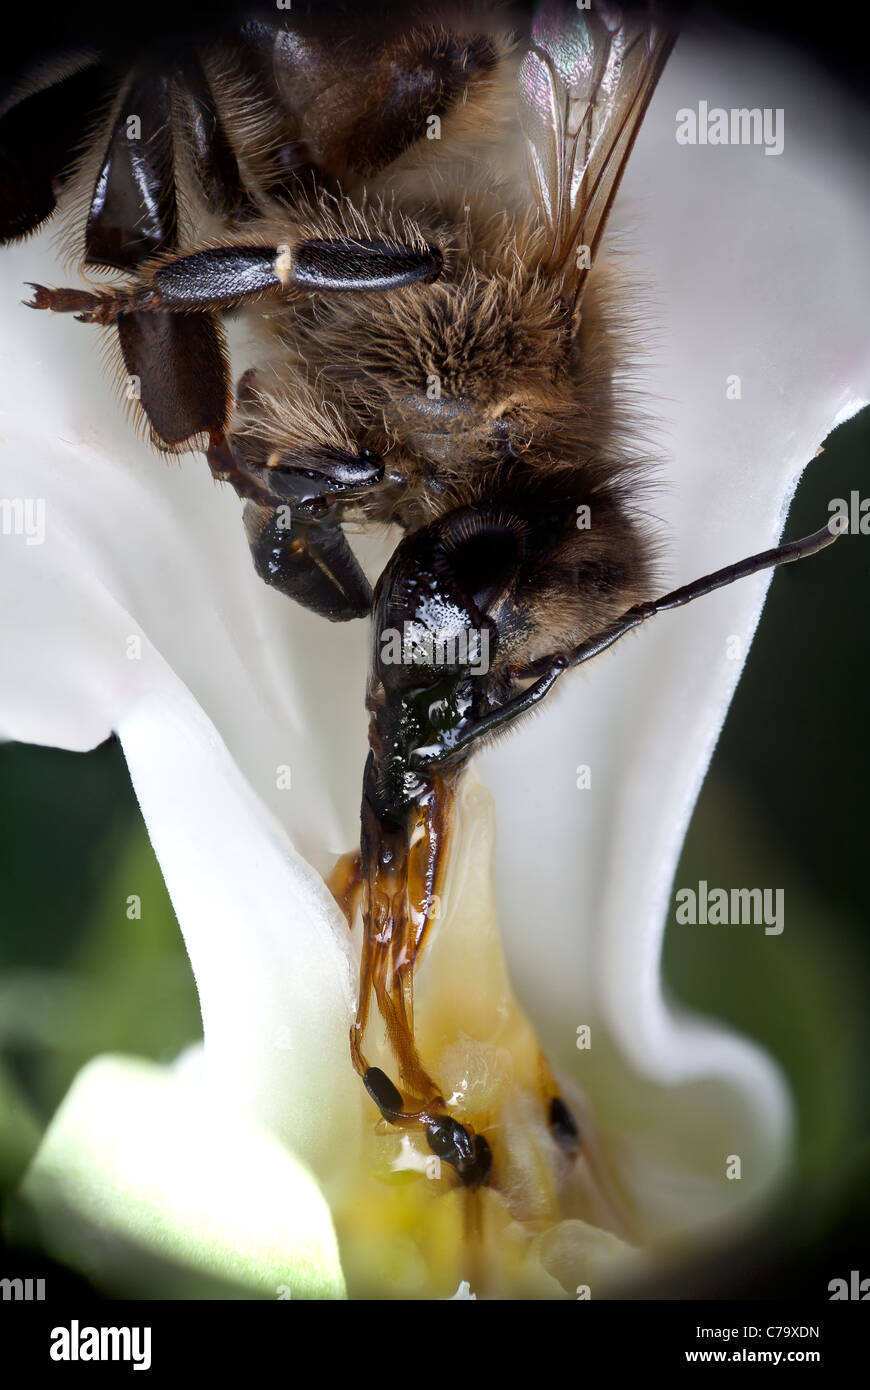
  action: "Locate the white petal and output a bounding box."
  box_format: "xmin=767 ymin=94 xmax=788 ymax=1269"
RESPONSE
xmin=116 ymin=689 xmax=363 ymax=1178
xmin=8 ymin=1055 xmax=346 ymax=1298
xmin=481 ymin=32 xmax=870 ymax=1216
xmin=0 ymin=235 xmax=375 ymax=1170
xmin=0 ymin=235 xmax=374 ymax=860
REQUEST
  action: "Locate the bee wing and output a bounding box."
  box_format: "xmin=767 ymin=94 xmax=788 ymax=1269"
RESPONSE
xmin=519 ymin=0 xmax=675 ymax=296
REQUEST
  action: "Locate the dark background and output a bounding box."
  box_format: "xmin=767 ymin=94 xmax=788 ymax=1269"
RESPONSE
xmin=1 ymin=1 xmax=869 ymax=103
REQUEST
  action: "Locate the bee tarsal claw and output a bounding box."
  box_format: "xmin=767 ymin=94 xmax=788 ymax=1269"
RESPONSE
xmin=23 ymin=284 xmax=106 ymax=319
xmin=23 ymin=283 xmax=52 ymax=309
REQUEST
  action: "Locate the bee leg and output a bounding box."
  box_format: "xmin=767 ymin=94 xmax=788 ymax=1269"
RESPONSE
xmin=205 ymin=429 xmax=272 ymax=503
xmin=208 ymin=424 xmax=384 ymax=505
xmin=23 ymin=247 xmax=284 ymax=323
xmin=265 ymin=19 xmax=501 ymax=180
xmin=25 ymin=235 xmax=442 ymax=325
xmin=81 ymin=65 xmax=209 ymax=451
xmin=242 ymin=502 xmax=372 ymax=621
xmin=24 ymin=224 xmax=434 ymax=449
xmin=85 ymin=66 xmax=179 ymax=272
xmin=224 ymin=439 xmax=385 ymax=514
xmin=286 ymin=238 xmax=442 ymax=293
xmin=208 ymin=429 xmax=382 ymax=618
xmin=171 ymin=55 xmax=253 ymax=221
xmin=117 ymin=311 xmax=230 ymax=449
xmin=408 ymin=658 xmax=570 ymax=772
xmin=24 ymin=234 xmax=441 ymax=446
xmin=28 ymin=241 xmax=436 ymax=449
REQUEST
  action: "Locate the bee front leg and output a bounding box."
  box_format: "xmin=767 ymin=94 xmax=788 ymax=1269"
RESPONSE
xmin=25 ymin=236 xmax=441 ymax=450
xmin=25 ymin=234 xmax=442 ymax=323
xmin=206 ymin=414 xmax=386 ymax=620
xmin=407 ymin=658 xmax=570 ymax=772
xmin=242 ymin=505 xmax=372 ymax=622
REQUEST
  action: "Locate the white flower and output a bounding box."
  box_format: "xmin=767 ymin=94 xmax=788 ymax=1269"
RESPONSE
xmin=0 ymin=30 xmax=867 ymax=1297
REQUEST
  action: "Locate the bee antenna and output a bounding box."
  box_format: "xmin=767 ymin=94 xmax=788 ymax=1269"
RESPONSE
xmin=583 ymin=520 xmax=839 ymax=663
xmin=409 ymin=522 xmax=842 ymax=767
xmin=536 ymin=520 xmax=842 ymax=677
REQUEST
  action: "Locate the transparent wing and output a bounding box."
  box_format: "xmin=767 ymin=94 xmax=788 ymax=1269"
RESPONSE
xmin=519 ymin=0 xmax=675 ymax=297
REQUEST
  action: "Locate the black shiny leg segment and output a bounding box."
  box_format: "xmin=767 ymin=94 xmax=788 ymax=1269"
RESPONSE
xmin=25 ymin=237 xmax=443 ymax=323
xmin=243 ymin=505 xmax=372 ymax=621
xmin=363 ymin=1067 xmax=492 ymax=1190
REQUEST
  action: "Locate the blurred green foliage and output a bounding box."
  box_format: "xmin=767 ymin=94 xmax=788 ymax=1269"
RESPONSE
xmin=0 ymin=742 xmax=200 ymax=1200
xmin=669 ymin=407 xmax=870 ymax=1186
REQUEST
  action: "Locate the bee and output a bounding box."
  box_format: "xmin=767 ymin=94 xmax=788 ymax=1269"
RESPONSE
xmin=3 ymin=0 xmax=840 ymax=1193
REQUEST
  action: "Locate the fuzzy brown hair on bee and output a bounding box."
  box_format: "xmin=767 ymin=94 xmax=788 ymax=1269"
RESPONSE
xmin=3 ymin=0 xmax=842 ymax=1193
